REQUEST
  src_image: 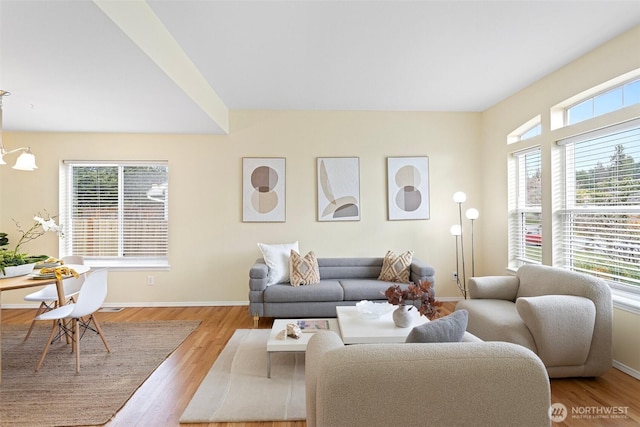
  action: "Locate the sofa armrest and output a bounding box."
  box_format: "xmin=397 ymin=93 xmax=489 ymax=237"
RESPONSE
xmin=311 ymin=341 xmax=550 ymax=427
xmin=468 ymin=275 xmax=519 ymax=301
xmin=516 ymin=295 xmax=596 ymax=368
xmin=409 ymin=257 xmax=436 ymax=284
xmin=306 ymin=331 xmax=345 ymax=427
xmin=249 ymin=259 xmax=269 ymax=292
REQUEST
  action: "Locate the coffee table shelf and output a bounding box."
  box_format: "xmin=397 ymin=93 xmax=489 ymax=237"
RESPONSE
xmin=336 ymin=305 xmax=429 ymax=344
xmin=266 ymin=318 xmax=339 ymax=378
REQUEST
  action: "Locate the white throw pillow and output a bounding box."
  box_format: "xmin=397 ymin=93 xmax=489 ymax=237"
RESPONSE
xmin=257 ymin=241 xmax=299 ymax=285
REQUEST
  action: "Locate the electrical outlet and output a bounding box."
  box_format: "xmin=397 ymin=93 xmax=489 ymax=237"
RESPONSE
xmin=146 ymin=275 xmax=154 ymax=286
xmin=452 ymin=272 xmax=458 ymax=282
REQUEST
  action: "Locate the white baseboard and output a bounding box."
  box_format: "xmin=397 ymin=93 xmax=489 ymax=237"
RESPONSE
xmin=613 ymin=360 xmax=640 ymax=380
xmin=1 ymin=301 xmax=250 ymax=309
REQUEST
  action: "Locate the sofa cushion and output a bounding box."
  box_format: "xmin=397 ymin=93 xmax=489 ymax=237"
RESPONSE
xmin=318 ymin=258 xmax=383 ymax=279
xmin=516 ymin=295 xmax=596 ymax=367
xmin=340 ymin=279 xmax=402 ymax=301
xmin=290 ymin=250 xmax=320 ymax=286
xmin=468 ymin=276 xmax=519 ymax=301
xmin=455 ymin=299 xmax=537 ymax=353
xmin=257 ymin=241 xmax=299 ymax=285
xmin=264 ymin=280 xmax=343 ymax=303
xmin=378 ymin=250 xmax=413 ymax=283
xmin=405 ymin=310 xmax=468 ymax=343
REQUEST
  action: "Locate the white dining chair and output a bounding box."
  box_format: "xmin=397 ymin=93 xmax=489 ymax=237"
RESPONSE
xmin=23 ymin=256 xmax=86 ymax=340
xmin=35 ymin=268 xmax=111 ymax=373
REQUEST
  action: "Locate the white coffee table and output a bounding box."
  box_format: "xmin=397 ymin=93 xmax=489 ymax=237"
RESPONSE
xmin=266 ymin=318 xmax=339 ymax=378
xmin=336 ymin=305 xmax=429 ymax=344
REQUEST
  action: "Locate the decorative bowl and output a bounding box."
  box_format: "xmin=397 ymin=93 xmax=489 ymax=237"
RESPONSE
xmin=356 ymin=300 xmax=394 ymax=319
xmin=0 ymin=263 xmax=36 ymax=279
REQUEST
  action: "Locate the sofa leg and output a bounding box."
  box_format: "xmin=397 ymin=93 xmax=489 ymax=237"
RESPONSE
xmin=253 ymin=312 xmax=260 ymax=328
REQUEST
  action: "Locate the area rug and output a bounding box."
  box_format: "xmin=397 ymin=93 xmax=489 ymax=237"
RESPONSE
xmin=180 ymin=328 xmax=306 ymax=423
xmin=1 ymin=320 xmax=200 ymax=426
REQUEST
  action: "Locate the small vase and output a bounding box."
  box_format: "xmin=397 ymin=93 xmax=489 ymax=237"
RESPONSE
xmin=392 ymin=305 xmax=413 ymax=328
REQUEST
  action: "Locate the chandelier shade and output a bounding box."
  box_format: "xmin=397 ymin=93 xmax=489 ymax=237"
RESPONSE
xmin=0 ymin=90 xmax=38 ymax=171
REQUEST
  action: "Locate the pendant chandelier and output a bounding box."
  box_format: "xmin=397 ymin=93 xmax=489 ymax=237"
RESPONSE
xmin=0 ymin=90 xmax=38 ymax=171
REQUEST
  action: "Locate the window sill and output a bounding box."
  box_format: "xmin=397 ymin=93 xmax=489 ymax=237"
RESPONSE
xmin=612 ymin=289 xmax=640 ymax=315
xmin=85 ymin=259 xmax=170 ymax=271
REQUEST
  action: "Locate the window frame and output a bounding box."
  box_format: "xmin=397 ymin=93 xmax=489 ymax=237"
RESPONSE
xmin=59 ymin=160 xmax=170 ymax=270
xmin=557 ymin=118 xmax=640 ymax=301
xmin=566 ymin=78 xmax=640 ymax=125
xmin=509 ymin=146 xmax=542 ymax=268
xmin=507 ymin=115 xmax=541 ymax=144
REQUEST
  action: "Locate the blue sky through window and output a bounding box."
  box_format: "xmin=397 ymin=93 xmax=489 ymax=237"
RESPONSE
xmin=568 ymin=78 xmax=640 ymax=125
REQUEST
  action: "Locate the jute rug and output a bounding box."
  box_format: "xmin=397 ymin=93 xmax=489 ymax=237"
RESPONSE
xmin=180 ymin=329 xmax=306 ymax=423
xmin=0 ymin=320 xmax=200 ymax=426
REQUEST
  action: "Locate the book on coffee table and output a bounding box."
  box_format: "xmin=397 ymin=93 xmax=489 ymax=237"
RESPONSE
xmin=296 ymin=319 xmax=330 ymax=332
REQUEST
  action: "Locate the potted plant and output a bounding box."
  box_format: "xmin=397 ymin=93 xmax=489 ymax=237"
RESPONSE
xmin=0 ymin=212 xmax=63 ymax=278
xmin=384 ymin=279 xmax=442 ymax=327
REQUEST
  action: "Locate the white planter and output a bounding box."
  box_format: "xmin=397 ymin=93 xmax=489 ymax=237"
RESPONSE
xmin=0 ymin=263 xmax=36 ymax=279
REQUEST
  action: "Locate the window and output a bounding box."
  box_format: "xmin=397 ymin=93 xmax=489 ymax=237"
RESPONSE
xmin=510 ymin=147 xmax=542 ymax=268
xmin=558 ymin=119 xmax=640 ymax=293
xmin=520 ymin=123 xmax=542 ymax=141
xmin=60 ymin=161 xmax=169 ymax=268
xmin=567 ymin=78 xmax=640 ymax=125
xmin=507 ymin=115 xmax=541 ymax=144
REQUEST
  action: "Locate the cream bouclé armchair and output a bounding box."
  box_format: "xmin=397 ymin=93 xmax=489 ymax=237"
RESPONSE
xmin=455 ymin=264 xmax=612 ymax=378
xmin=306 ymin=331 xmax=551 ymax=427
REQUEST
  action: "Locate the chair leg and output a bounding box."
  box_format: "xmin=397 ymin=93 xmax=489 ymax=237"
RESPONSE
xmin=90 ymin=314 xmax=111 ymax=353
xmin=36 ymin=320 xmax=60 ymax=371
xmin=24 ymin=302 xmax=49 ymax=341
xmin=74 ymin=318 xmax=80 ymax=373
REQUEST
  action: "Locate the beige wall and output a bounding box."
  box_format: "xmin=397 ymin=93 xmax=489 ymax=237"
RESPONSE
xmin=2 ymin=24 xmax=639 ymax=374
xmin=1 ymin=110 xmax=481 ymax=305
xmin=481 ymin=25 xmax=640 ymax=374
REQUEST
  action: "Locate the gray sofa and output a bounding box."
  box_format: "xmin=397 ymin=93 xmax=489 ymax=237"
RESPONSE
xmin=248 ymin=257 xmax=435 ymax=318
xmin=456 ymin=264 xmax=613 ymax=378
xmin=306 ymin=330 xmax=551 ymax=427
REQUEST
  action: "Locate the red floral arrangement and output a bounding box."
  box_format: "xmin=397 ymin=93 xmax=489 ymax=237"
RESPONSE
xmin=383 ymin=279 xmax=442 ymax=320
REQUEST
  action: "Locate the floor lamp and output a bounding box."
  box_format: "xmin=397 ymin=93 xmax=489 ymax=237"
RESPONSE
xmin=451 ymin=191 xmax=479 ymax=299
xmin=450 ymin=224 xmax=464 ymax=297
xmin=466 ymin=208 xmax=479 ymax=277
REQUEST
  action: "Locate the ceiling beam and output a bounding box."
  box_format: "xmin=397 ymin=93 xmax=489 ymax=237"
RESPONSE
xmin=93 ymin=0 xmax=229 ymax=134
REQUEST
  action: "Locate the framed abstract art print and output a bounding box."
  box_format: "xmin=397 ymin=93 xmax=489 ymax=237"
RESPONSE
xmin=387 ymin=156 xmax=430 ymax=220
xmin=242 ymin=157 xmax=286 ymax=222
xmin=317 ymin=157 xmax=360 ymax=222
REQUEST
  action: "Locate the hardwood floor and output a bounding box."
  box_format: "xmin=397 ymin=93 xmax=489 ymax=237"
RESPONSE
xmin=1 ymin=304 xmax=639 ymax=427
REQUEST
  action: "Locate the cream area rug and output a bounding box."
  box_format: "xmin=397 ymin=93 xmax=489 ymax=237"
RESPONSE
xmin=0 ymin=320 xmax=200 ymax=426
xmin=180 ymin=328 xmax=306 ymax=423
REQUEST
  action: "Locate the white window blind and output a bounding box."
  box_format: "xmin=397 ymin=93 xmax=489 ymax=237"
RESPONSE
xmin=60 ymin=161 xmax=169 ymax=268
xmin=559 ymin=119 xmax=640 ymax=291
xmin=510 ymin=147 xmax=542 ymax=267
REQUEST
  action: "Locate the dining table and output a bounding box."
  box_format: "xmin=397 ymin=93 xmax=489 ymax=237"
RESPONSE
xmin=0 ymin=263 xmax=90 ymax=383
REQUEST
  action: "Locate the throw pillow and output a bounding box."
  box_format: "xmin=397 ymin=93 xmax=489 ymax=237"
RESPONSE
xmin=378 ymin=250 xmax=414 ymax=283
xmin=289 ymin=250 xmax=321 ymax=286
xmin=405 ymin=309 xmax=468 ymax=343
xmin=257 ymin=241 xmax=299 ymax=285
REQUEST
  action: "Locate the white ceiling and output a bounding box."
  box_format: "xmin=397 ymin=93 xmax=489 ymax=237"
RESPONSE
xmin=1 ymin=0 xmax=639 ymax=135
